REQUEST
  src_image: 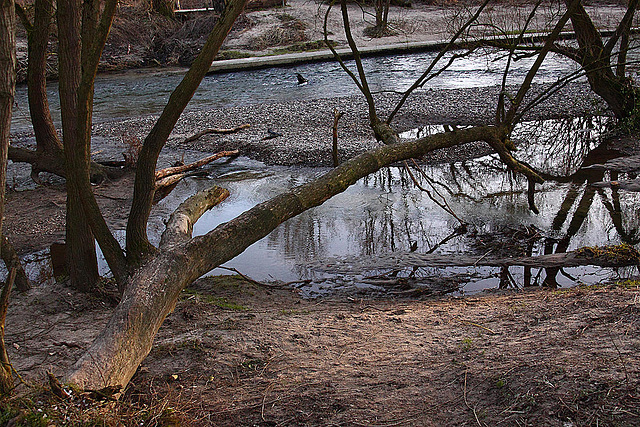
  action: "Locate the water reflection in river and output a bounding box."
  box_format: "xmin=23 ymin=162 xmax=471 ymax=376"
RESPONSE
xmin=148 ymin=117 xmax=635 ymax=295
xmin=9 ymin=114 xmax=638 ymax=294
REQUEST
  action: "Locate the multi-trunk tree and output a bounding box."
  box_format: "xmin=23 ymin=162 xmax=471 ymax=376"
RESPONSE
xmin=64 ymin=0 xmax=570 ymax=390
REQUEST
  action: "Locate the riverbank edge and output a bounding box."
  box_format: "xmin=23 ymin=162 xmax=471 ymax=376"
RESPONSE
xmin=207 ymin=29 xmax=626 ymax=74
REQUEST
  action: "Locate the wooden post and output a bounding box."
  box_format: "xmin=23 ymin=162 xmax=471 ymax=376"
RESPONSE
xmin=332 ymin=109 xmax=344 ymax=167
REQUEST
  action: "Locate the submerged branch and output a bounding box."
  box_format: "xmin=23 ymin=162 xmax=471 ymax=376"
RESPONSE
xmin=311 ymin=245 xmax=640 ymax=274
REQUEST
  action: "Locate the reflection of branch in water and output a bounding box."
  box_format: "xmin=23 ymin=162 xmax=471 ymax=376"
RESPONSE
xmin=559 ymin=268 xmax=578 ymax=283
xmin=426 ymin=224 xmax=468 ymax=255
xmin=444 ymin=162 xmax=483 ymax=201
xmin=596 ymin=187 xmax=640 ymax=245
xmin=404 ymin=160 xmax=465 ymax=225
xmin=551 ymin=183 xmax=582 ymax=230
xmin=400 ymin=163 xmax=464 ymax=201
xmin=499 ymin=267 xmax=519 ymax=290
xmin=545 ymin=172 xmax=601 ymax=287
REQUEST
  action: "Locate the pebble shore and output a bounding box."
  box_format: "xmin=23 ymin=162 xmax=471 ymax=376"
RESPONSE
xmin=92 ymin=81 xmax=601 ymax=167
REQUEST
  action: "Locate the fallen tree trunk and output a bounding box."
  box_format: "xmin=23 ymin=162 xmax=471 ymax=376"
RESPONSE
xmin=584 ymin=155 xmax=640 ymax=174
xmin=66 ymin=124 xmax=505 ymax=390
xmin=8 ymin=145 xmax=125 ymax=183
xmin=309 ymin=245 xmax=640 ymax=274
xmin=592 ymin=178 xmax=640 ymax=192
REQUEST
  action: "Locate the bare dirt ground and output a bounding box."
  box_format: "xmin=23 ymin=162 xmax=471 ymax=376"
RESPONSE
xmin=5 ymin=277 xmax=640 ymax=426
xmin=221 ymin=0 xmax=632 ymax=54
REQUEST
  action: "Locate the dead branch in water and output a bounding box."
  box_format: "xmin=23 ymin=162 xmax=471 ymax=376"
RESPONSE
xmin=155 ymin=150 xmax=239 ymax=181
xmin=311 ymin=245 xmax=640 ymax=274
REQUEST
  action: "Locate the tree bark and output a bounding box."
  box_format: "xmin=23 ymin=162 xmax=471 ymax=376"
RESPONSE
xmin=1 ymin=235 xmax=29 ymax=292
xmin=152 ymin=0 xmax=176 ymax=18
xmin=67 ymin=124 xmax=504 ymax=390
xmin=0 ymin=268 xmax=14 ymax=394
xmin=564 ymin=0 xmax=637 ymax=120
xmin=126 ymin=0 xmax=247 ymax=264
xmin=25 ymin=0 xmax=63 ymax=157
xmin=332 ymin=109 xmax=344 ymax=167
xmin=0 ymin=0 xmax=15 ymax=393
xmin=154 ymin=150 xmax=239 ymax=180
xmin=58 ymin=0 xmax=100 ymax=291
xmin=59 ymin=0 xmax=130 ymax=289
xmin=309 ymin=246 xmax=640 ymax=274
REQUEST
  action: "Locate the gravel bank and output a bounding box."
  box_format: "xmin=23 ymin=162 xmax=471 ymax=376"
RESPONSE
xmin=93 ymin=81 xmax=602 ymax=167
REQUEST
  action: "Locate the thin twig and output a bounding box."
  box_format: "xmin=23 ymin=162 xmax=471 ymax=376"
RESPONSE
xmin=217 ymin=266 xmax=287 ymax=289
xmin=180 ymin=124 xmax=250 ymax=144
xmin=473 ymin=250 xmax=492 ymax=267
xmin=460 ymin=319 xmax=498 ymax=335
xmin=463 ymin=370 xmax=483 ymax=427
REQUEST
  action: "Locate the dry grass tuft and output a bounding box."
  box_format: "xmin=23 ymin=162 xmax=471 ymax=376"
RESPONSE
xmin=247 ymin=16 xmax=307 ymax=50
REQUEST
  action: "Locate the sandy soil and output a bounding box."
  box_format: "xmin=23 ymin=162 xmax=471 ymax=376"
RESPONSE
xmin=5 ymin=277 xmax=639 ymax=426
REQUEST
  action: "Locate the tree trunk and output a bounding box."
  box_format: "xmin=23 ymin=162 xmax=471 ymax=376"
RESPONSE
xmin=27 ymin=0 xmax=63 ymax=158
xmin=67 ymin=125 xmax=503 ymax=390
xmin=0 ymin=267 xmax=14 ymax=394
xmin=309 ymin=246 xmax=640 ymax=273
xmin=0 ymin=0 xmax=15 ymax=394
xmin=565 ymin=0 xmax=637 ymax=120
xmin=57 ymin=0 xmax=99 ymax=291
xmin=126 ymin=0 xmax=247 ymax=264
xmin=12 ymin=1 xmax=130 ymax=185
xmin=58 ymin=0 xmax=129 ymax=289
xmin=152 ymin=0 xmax=175 ymax=18
xmin=1 ymin=235 xmax=29 ymax=292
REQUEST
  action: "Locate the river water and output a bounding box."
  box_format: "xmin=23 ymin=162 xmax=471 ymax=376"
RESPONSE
xmin=10 ymin=49 xmax=640 ymax=296
xmin=11 ymin=48 xmax=577 ymax=132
